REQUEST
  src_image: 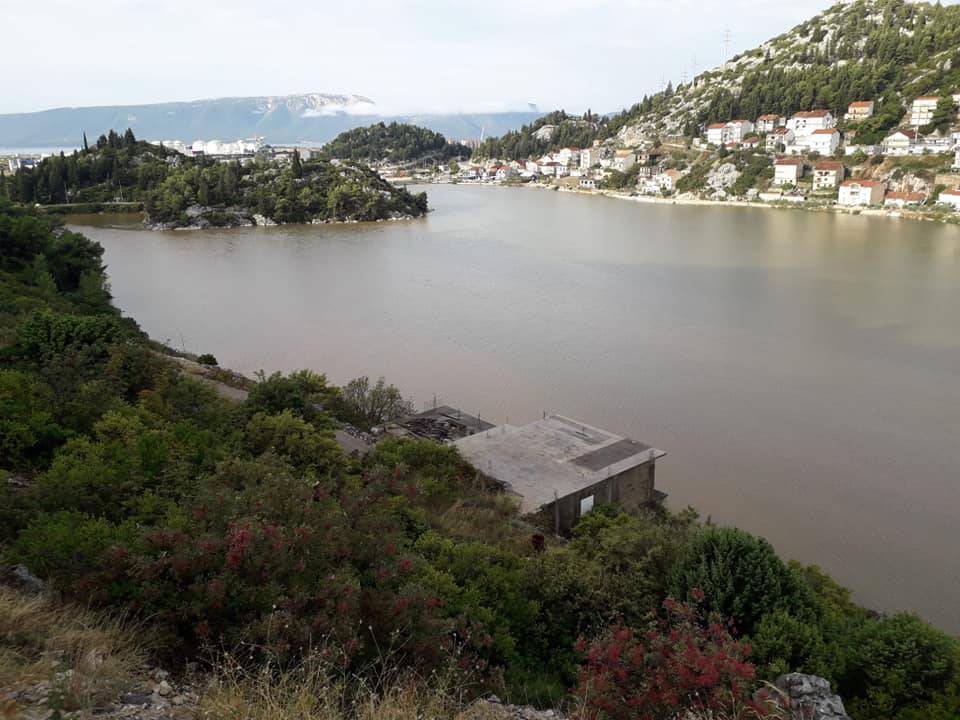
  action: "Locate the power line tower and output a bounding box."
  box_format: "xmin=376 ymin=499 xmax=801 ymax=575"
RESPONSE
xmin=722 ymin=28 xmax=733 ymax=66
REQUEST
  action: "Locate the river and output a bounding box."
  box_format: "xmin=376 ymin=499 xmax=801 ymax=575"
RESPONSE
xmin=70 ymin=185 xmax=960 ymax=633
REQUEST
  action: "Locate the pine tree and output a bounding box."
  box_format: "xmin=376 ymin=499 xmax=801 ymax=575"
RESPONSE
xmin=291 ymin=149 xmax=303 ymax=179
xmin=83 ymin=132 xmax=89 ymax=152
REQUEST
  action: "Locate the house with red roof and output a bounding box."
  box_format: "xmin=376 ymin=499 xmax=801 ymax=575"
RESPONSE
xmin=845 ymin=101 xmax=875 ymax=122
xmin=773 ymin=157 xmax=804 ymax=186
xmin=813 ymin=162 xmax=844 ymax=190
xmin=938 ymin=188 xmax=960 ymax=209
xmin=838 ymin=180 xmax=886 ymax=206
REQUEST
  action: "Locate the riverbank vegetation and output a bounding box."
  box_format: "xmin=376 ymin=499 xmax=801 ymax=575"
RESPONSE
xmin=2 ymin=129 xmax=428 ymax=228
xmin=1 ymin=200 xmax=959 ymax=719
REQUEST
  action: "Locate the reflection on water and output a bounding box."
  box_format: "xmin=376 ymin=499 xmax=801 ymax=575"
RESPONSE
xmin=72 ymin=185 xmax=960 ymax=632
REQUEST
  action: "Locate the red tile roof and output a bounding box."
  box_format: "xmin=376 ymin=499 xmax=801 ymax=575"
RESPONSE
xmin=812 ymin=128 xmax=839 ymax=135
xmin=848 ymin=101 xmax=874 ymax=109
xmin=841 ymin=180 xmax=882 ymax=187
xmin=707 ymin=123 xmax=727 ymax=129
xmin=774 ymin=157 xmax=803 ymax=166
xmin=915 ymin=96 xmax=941 ymax=102
xmin=758 ymin=114 xmax=780 ymax=120
xmin=793 ymin=110 xmax=832 ymax=118
xmin=942 ymin=189 xmax=960 ymax=196
xmin=814 ymin=162 xmax=844 ymax=171
xmin=886 ymin=191 xmax=925 ymax=201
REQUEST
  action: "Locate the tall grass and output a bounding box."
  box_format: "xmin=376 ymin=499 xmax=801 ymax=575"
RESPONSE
xmin=0 ymin=587 xmax=145 ymax=713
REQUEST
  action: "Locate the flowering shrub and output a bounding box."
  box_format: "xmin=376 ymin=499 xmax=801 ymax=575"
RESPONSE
xmin=574 ymin=595 xmax=765 ymax=720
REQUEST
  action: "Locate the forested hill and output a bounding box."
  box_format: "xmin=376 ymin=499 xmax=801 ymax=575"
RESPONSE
xmin=3 ymin=129 xmax=428 ymax=228
xmin=612 ymin=0 xmax=960 ymax=144
xmin=472 ymin=111 xmax=604 ymax=159
xmin=321 ymin=122 xmax=471 ymax=163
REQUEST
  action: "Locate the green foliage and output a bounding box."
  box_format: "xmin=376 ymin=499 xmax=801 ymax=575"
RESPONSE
xmin=0 ymin=370 xmax=65 ymax=469
xmin=9 ymin=129 xmax=428 ymax=227
xmin=474 ymin=111 xmax=600 ymax=161
xmin=322 ymin=122 xmax=470 ymax=163
xmin=196 ymin=353 xmax=218 ymax=366
xmin=669 ymin=526 xmax=816 ymax=636
xmin=244 ymin=410 xmax=343 ymax=474
xmin=244 ymin=369 xmax=338 ymax=425
xmin=339 ymin=375 xmax=415 ymax=427
xmin=838 ymin=614 xmax=960 ymax=720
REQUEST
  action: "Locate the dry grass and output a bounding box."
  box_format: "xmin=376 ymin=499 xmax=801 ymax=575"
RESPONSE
xmin=200 ymin=659 xmax=477 ymax=720
xmin=0 ymin=587 xmax=145 ymax=714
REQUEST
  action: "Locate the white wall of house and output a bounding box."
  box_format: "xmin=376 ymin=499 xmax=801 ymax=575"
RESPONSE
xmin=838 ymin=183 xmax=885 ymax=206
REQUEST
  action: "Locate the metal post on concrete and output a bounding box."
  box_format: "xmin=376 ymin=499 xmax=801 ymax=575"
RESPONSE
xmin=553 ymin=489 xmax=560 ymax=536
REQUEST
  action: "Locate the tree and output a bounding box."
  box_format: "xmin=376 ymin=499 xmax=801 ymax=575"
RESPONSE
xmin=340 ymin=376 xmax=414 ymax=427
xmin=82 ymin=132 xmax=89 ymax=152
xmin=291 ymin=149 xmax=303 ymax=179
xmin=669 ymin=526 xmax=815 ymax=636
xmin=574 ymin=597 xmax=763 ymax=720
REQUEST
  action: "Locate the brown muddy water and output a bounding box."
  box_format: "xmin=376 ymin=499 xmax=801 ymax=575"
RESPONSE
xmin=70 ymin=184 xmax=960 ymax=633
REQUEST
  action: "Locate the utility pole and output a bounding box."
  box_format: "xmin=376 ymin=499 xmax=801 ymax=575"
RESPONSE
xmin=722 ymin=28 xmax=733 ymax=66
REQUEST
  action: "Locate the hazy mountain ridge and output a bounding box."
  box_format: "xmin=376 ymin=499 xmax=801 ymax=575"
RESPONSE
xmin=0 ymin=93 xmax=541 ymax=147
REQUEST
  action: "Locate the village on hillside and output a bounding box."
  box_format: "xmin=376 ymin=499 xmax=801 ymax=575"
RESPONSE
xmin=423 ymin=94 xmax=960 ymax=215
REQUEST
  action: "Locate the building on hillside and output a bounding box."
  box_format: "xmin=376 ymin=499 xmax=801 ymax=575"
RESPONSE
xmin=453 ymin=414 xmax=666 ymax=535
xmin=920 ymin=129 xmax=954 ymax=154
xmin=809 ymin=128 xmax=841 ymax=156
xmin=787 ymin=110 xmax=836 ymax=139
xmin=555 ymin=147 xmax=581 ymax=166
xmin=725 ymin=119 xmax=755 ymax=143
xmin=812 ymin=162 xmax=844 ymax=190
xmin=765 ymin=128 xmax=795 ymax=150
xmin=954 ymin=149 xmax=960 ymax=170
xmin=845 ymin=144 xmax=877 ymax=156
xmin=910 ymin=96 xmax=940 ymax=127
xmin=845 ymin=101 xmax=875 ymax=121
xmin=773 ymin=157 xmax=804 ymax=186
xmin=579 ymin=177 xmax=597 ymax=190
xmin=580 ymin=146 xmax=607 ymax=170
xmin=756 ymin=114 xmax=782 ymax=133
xmin=881 ymin=129 xmax=917 ymax=155
xmin=884 ymin=191 xmax=926 ymax=208
xmin=389 ymin=406 xmax=495 ymax=443
xmin=740 ymin=136 xmax=760 ymax=149
xmin=938 ymin=189 xmax=960 ymax=208
xmin=706 ymin=123 xmax=728 ymax=145
xmin=612 ymin=150 xmax=637 ymax=173
xmin=838 ymin=180 xmax=885 ymax=206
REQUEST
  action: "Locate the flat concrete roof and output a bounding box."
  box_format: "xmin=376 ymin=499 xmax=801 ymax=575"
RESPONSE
xmin=454 ymin=414 xmax=665 ymax=514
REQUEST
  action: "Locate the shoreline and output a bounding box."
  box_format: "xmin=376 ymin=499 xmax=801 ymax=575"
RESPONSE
xmin=420 ymin=179 xmax=960 ymax=226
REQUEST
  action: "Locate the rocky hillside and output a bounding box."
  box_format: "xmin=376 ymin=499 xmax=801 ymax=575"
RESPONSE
xmin=614 ymin=0 xmax=960 ymax=145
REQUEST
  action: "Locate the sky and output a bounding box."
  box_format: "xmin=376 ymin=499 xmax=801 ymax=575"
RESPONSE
xmin=0 ymin=0 xmax=888 ymax=116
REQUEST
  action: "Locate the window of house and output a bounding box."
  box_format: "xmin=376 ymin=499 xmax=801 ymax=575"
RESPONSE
xmin=580 ymin=495 xmax=594 ymax=516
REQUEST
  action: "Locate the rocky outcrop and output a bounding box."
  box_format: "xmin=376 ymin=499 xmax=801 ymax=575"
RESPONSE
xmin=457 ymin=696 xmax=564 ymax=720
xmin=756 ymin=673 xmax=852 ymax=720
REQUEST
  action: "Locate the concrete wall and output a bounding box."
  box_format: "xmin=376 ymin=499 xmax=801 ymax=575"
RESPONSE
xmin=530 ymin=463 xmax=657 ymax=535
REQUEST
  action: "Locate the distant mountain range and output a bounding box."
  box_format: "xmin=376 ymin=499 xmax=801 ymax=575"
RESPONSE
xmin=0 ymin=93 xmax=543 ymax=148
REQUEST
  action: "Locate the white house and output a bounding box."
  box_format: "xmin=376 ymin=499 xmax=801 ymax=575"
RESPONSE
xmin=580 ymin=146 xmax=607 ymax=170
xmin=773 ymin=157 xmax=803 ymax=186
xmin=808 ymin=128 xmax=841 ymax=155
xmin=726 ymin=119 xmax=755 ymax=143
xmin=884 ymin=191 xmax=926 ymax=208
xmin=910 ymin=96 xmax=940 ymax=127
xmin=812 ymin=162 xmax=844 ymax=190
xmin=740 ymin=136 xmax=760 ymax=149
xmin=881 ymin=129 xmax=917 ymax=155
xmin=766 ymin=128 xmax=795 ymax=150
xmin=706 ymin=123 xmax=728 ymax=145
xmin=611 ymin=150 xmax=637 ymax=173
xmin=845 ymin=101 xmax=875 ymax=122
xmin=579 ymin=177 xmax=597 ymax=190
xmin=838 ymin=180 xmax=885 ymax=206
xmin=756 ymin=114 xmax=782 ymax=133
xmin=938 ymin=189 xmax=960 ymax=208
xmin=555 ymin=147 xmax=581 ymax=167
xmin=787 ymin=110 xmax=835 ymax=140
xmin=495 ymin=166 xmax=519 ymax=182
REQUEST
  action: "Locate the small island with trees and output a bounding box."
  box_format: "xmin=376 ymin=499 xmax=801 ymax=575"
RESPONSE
xmin=4 ymin=129 xmax=429 ymax=229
